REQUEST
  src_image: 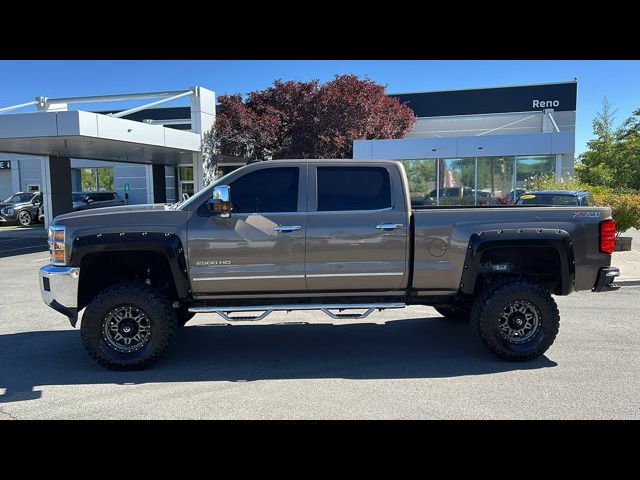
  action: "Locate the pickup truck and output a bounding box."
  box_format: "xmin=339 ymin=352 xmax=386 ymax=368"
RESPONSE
xmin=39 ymin=159 xmax=621 ymax=370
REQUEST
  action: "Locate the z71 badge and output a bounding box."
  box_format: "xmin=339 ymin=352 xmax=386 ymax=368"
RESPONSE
xmin=573 ymin=211 xmax=600 ymax=218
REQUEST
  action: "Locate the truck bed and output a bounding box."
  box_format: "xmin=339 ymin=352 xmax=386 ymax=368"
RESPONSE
xmin=411 ymin=206 xmax=612 ymax=294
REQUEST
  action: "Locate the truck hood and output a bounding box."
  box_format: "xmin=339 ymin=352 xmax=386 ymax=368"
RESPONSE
xmin=54 ymin=203 xmax=172 ymax=221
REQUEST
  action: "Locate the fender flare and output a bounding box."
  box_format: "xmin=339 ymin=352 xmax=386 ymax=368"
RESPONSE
xmin=459 ymin=228 xmax=575 ymax=295
xmin=69 ymin=232 xmax=190 ymax=298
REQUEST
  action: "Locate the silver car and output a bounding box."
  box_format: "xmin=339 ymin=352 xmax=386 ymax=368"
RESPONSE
xmin=73 ymin=192 xmax=125 ymax=211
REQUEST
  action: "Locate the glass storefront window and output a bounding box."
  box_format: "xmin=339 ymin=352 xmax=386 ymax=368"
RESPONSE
xmin=178 ymin=166 xmax=194 ymax=182
xmin=80 ymin=167 xmax=114 ymax=191
xmin=178 ymin=165 xmax=194 ymax=200
xmin=402 ymin=159 xmax=436 ymax=207
xmin=438 ymin=158 xmax=475 ymax=205
xmin=402 ymin=155 xmax=557 ymax=206
xmin=476 ymin=157 xmax=516 ymax=205
xmin=516 ymin=155 xmax=556 ymax=190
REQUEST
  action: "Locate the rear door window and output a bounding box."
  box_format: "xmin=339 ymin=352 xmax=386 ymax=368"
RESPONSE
xmin=317 ymin=166 xmax=391 ymax=211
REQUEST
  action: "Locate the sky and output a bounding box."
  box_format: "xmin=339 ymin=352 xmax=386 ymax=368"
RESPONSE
xmin=0 ymin=60 xmax=638 ymax=154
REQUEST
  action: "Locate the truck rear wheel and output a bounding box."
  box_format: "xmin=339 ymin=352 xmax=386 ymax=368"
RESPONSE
xmin=470 ymin=280 xmax=559 ymax=361
xmin=80 ymin=282 xmax=178 ymax=370
xmin=434 ymin=305 xmax=470 ymax=321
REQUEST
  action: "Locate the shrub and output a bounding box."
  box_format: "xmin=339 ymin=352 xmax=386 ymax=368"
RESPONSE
xmin=523 ymin=173 xmax=640 ymax=235
xmin=524 ymin=173 xmax=613 ymax=194
xmin=593 ymin=192 xmax=640 ymax=236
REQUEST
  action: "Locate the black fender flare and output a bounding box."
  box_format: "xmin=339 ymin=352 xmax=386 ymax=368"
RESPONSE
xmin=69 ymin=232 xmax=190 ymax=298
xmin=459 ymin=228 xmax=575 ymax=296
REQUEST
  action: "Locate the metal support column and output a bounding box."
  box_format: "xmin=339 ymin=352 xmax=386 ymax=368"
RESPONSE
xmin=152 ymin=164 xmax=167 ymax=203
xmin=41 ymin=156 xmax=72 ymax=227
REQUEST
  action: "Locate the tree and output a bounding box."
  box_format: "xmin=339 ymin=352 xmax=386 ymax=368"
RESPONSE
xmin=576 ymin=98 xmax=640 ymax=191
xmin=205 ymin=75 xmax=415 ymax=167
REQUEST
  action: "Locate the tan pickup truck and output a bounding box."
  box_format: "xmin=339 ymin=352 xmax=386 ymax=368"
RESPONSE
xmin=39 ymin=159 xmax=620 ymax=370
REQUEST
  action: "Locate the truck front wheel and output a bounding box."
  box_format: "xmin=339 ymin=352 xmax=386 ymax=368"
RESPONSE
xmin=80 ymin=282 xmax=178 ymax=370
xmin=470 ymin=280 xmax=560 ymax=361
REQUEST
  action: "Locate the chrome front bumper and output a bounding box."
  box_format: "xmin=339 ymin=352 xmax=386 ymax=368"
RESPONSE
xmin=39 ymin=265 xmax=80 ymax=326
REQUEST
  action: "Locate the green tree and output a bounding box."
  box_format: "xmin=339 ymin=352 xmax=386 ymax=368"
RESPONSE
xmin=576 ymin=98 xmax=640 ymax=191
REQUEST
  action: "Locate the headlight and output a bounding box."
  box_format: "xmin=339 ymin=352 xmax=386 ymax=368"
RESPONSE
xmin=2 ymin=207 xmax=14 ymax=216
xmin=48 ymin=225 xmax=66 ymax=264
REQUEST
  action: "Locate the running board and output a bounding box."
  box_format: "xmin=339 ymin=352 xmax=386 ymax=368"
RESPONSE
xmin=188 ymin=303 xmax=406 ymax=322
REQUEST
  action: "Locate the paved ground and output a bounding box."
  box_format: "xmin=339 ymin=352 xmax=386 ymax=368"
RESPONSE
xmin=0 ymin=247 xmax=638 ymax=419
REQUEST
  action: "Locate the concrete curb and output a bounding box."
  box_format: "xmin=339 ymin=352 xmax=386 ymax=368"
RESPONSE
xmin=617 ymin=278 xmax=640 ymax=286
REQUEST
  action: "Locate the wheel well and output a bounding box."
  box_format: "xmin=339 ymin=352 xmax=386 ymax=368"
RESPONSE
xmin=78 ymin=250 xmax=177 ymax=310
xmin=474 ymin=246 xmax=564 ymax=295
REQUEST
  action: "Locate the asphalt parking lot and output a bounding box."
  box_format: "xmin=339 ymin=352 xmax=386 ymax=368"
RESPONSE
xmin=0 ymin=245 xmax=639 ymax=419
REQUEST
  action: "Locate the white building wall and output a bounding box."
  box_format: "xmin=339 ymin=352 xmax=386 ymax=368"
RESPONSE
xmin=354 ymin=131 xmax=575 ymax=161
xmin=0 ymin=153 xmax=176 ymax=205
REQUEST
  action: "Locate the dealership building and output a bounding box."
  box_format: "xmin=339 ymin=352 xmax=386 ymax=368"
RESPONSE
xmin=354 ymin=80 xmax=577 ymax=204
xmin=0 ymin=80 xmax=577 ymax=222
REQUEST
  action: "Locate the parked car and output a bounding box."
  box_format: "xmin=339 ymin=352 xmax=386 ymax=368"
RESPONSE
xmin=73 ymin=191 xmax=125 ymax=211
xmin=424 ymin=187 xmax=494 ymax=205
xmin=0 ymin=191 xmax=43 ymax=226
xmin=39 ymin=159 xmax=619 ymax=370
xmin=500 ymin=188 xmax=527 ymax=204
xmin=38 ymin=203 xmax=44 ymax=223
xmin=516 ymin=190 xmax=594 ymax=206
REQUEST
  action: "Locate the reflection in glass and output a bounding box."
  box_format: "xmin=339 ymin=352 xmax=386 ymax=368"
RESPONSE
xmin=437 ymin=158 xmax=476 ymax=205
xmin=516 ymin=155 xmax=555 ymax=189
xmin=402 ymin=155 xmax=556 ymax=207
xmin=476 ymin=157 xmax=515 ymax=205
xmin=402 ymin=159 xmax=436 ymax=207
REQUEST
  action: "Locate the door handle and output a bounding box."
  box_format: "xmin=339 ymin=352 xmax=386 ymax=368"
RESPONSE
xmin=274 ymin=225 xmax=302 ymax=232
xmin=376 ymin=223 xmax=403 ymax=230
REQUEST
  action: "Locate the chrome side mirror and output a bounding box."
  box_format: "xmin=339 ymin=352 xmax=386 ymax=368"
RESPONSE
xmin=207 ymin=185 xmax=232 ymax=217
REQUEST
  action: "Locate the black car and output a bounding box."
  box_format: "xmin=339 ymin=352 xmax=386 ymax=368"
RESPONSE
xmin=516 ymin=190 xmax=594 ymax=206
xmin=0 ymin=192 xmax=43 ymax=226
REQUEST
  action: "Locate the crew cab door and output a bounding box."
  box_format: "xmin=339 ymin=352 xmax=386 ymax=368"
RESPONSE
xmin=305 ymin=163 xmax=410 ymax=291
xmin=187 ymin=164 xmax=307 ymax=295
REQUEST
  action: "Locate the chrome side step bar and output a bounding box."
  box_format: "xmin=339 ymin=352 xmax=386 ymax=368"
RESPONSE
xmin=188 ymin=303 xmax=406 ymax=321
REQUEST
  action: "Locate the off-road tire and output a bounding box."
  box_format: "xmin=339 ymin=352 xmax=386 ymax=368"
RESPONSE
xmin=17 ymin=209 xmax=32 ymax=226
xmin=470 ymin=279 xmax=560 ymax=361
xmin=434 ymin=305 xmax=470 ymax=322
xmin=176 ymin=307 xmax=196 ymax=327
xmin=80 ymin=282 xmax=177 ymax=370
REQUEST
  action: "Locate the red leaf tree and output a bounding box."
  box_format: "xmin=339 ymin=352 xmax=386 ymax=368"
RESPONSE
xmin=210 ymin=75 xmax=416 ymax=161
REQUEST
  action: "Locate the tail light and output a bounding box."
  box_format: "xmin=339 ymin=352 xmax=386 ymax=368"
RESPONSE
xmin=599 ymin=219 xmax=616 ymax=254
xmin=48 ymin=225 xmax=66 ymax=264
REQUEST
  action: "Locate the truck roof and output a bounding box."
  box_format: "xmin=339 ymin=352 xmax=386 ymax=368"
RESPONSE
xmin=249 ymin=158 xmax=399 ymax=164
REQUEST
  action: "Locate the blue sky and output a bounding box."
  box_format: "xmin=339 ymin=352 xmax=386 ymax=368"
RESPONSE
xmin=1 ymin=60 xmax=638 ymax=154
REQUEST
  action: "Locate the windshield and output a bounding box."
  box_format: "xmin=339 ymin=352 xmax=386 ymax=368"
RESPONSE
xmin=516 ymin=194 xmax=578 ymax=206
xmin=175 ymin=170 xmax=237 ymax=210
xmin=3 ymin=193 xmax=33 ymax=203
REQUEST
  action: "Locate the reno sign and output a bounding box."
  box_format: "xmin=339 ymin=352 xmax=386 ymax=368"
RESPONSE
xmin=533 ymin=99 xmax=560 ymax=109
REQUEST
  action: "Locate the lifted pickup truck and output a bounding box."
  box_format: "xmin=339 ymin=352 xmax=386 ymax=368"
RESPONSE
xmin=39 ymin=159 xmax=620 ymax=370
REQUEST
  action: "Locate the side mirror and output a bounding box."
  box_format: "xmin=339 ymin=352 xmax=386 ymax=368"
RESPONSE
xmin=206 ymin=185 xmax=232 ymax=217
